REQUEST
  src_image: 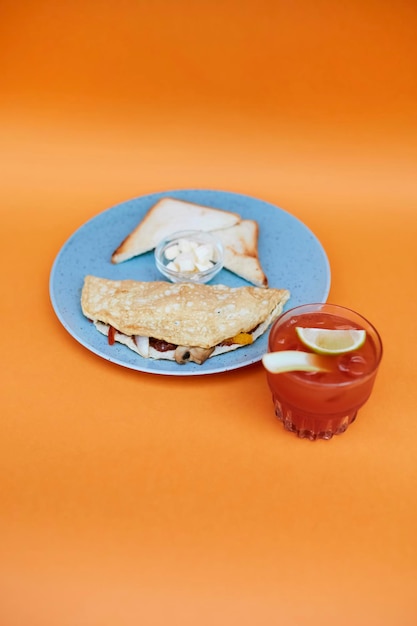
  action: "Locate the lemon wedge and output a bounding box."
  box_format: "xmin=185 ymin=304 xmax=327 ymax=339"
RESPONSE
xmin=295 ymin=327 xmax=366 ymax=355
xmin=262 ymin=351 xmax=331 ymax=374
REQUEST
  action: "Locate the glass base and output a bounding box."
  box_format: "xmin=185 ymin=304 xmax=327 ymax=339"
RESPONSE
xmin=272 ymin=397 xmax=357 ymax=441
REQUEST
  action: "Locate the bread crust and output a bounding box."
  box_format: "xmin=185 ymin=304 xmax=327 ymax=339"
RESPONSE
xmin=213 ymin=220 xmax=268 ymax=287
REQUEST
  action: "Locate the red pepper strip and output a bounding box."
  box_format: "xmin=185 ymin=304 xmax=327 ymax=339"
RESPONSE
xmin=108 ymin=325 xmax=116 ymax=345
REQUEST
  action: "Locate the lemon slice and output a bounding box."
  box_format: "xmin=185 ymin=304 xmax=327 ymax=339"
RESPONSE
xmin=295 ymin=327 xmax=366 ymax=355
xmin=262 ymin=350 xmax=331 ymax=374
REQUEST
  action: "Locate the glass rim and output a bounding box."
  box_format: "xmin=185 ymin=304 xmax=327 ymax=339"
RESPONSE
xmin=269 ymin=301 xmax=383 ymax=373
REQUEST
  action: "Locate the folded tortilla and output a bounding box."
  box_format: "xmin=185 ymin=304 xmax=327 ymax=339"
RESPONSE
xmin=81 ymin=276 xmax=290 ymax=364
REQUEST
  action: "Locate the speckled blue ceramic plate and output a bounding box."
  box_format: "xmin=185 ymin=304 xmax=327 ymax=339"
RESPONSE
xmin=49 ymin=189 xmax=330 ymax=376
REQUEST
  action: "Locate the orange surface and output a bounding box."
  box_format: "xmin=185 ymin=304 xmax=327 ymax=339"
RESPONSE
xmin=1 ymin=1 xmax=417 ymax=624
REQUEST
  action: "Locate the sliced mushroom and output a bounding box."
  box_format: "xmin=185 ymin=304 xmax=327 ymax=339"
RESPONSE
xmin=174 ymin=345 xmax=214 ymax=365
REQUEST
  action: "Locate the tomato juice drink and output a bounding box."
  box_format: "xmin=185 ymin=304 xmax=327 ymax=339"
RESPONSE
xmin=265 ymin=304 xmax=383 ymax=440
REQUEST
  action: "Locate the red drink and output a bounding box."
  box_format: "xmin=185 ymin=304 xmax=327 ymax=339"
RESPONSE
xmin=266 ymin=304 xmax=383 ymax=440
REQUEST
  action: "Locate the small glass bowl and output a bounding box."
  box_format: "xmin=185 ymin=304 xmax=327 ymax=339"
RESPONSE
xmin=154 ymin=230 xmax=224 ymax=284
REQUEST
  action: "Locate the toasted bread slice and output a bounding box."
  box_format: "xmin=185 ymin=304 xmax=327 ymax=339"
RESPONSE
xmin=111 ymin=198 xmax=241 ymax=264
xmin=213 ymin=220 xmax=268 ymax=288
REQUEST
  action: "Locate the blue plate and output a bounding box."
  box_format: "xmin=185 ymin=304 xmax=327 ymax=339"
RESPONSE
xmin=49 ymin=189 xmax=331 ymax=376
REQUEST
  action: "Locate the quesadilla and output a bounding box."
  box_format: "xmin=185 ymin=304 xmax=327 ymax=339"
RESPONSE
xmin=111 ymin=198 xmax=241 ymax=264
xmin=81 ymin=276 xmax=290 ymax=364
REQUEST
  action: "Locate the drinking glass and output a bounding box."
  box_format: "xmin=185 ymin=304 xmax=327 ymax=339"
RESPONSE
xmin=265 ymin=303 xmax=383 ymax=440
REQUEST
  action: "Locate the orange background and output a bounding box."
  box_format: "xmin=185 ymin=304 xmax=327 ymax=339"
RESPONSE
xmin=1 ymin=1 xmax=417 ymax=624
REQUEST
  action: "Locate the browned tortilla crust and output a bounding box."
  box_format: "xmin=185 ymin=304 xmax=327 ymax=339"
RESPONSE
xmin=81 ymin=276 xmax=290 ymax=349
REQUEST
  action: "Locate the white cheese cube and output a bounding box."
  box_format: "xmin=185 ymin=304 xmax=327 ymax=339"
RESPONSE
xmin=176 ymin=251 xmax=196 ymax=272
xmin=166 ymin=260 xmax=179 ymax=272
xmin=195 ymin=260 xmax=214 ymax=272
xmin=164 ymin=244 xmax=180 ymax=261
xmin=178 ymin=238 xmax=197 ymax=253
xmin=195 ymin=243 xmax=214 ymax=263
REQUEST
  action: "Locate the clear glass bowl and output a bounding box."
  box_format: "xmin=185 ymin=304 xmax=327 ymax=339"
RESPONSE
xmin=154 ymin=230 xmax=224 ymax=284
